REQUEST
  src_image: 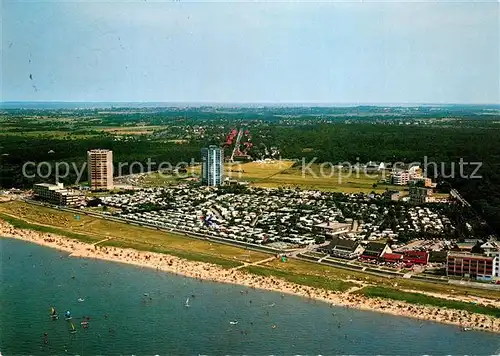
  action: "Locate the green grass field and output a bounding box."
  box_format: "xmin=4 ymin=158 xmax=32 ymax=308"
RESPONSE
xmin=1 ymin=201 xmax=497 ymax=304
xmin=0 ymin=130 xmax=100 ymax=138
xmin=244 ymin=265 xmax=355 ymax=292
xmin=0 ymin=201 xmax=270 ymax=267
xmin=263 ymin=258 xmax=500 ymax=300
xmin=0 ymin=212 xmax=101 ymax=243
xmin=185 ymin=161 xmax=401 ymax=193
xmin=358 ymin=286 xmax=500 ymax=318
xmin=253 ymin=164 xmax=400 ymax=193
xmin=140 ymin=172 xmax=186 ymax=187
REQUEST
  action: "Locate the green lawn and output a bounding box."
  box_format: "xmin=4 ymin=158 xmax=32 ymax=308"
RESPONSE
xmin=246 ymin=164 xmax=401 ymax=193
xmin=0 ymin=201 xmax=269 ymax=265
xmin=0 ymin=212 xmax=101 ymax=243
xmin=264 ymin=258 xmax=500 ymax=300
xmin=359 ymin=286 xmax=500 ymax=318
xmin=244 ymin=265 xmax=356 ymax=292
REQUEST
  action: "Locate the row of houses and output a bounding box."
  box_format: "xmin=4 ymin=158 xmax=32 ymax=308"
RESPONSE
xmin=120 ymin=209 xmax=317 ymax=246
xmin=354 ymin=205 xmax=453 ymax=240
xmin=101 ymin=185 xmax=459 ymax=244
xmin=319 ymin=239 xmax=429 ymax=266
xmin=320 ymin=236 xmax=500 ymax=281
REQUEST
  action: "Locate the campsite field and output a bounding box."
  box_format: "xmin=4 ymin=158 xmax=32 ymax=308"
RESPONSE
xmin=188 ymin=160 xmax=400 ymax=193
xmin=101 ymin=125 xmax=169 ymax=135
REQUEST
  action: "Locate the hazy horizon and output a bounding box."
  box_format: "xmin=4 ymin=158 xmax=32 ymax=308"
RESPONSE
xmin=3 ymin=0 xmax=499 ymax=104
xmin=2 ymin=100 xmax=500 ymax=106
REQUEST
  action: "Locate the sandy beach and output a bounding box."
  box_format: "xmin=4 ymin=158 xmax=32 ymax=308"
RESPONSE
xmin=1 ymin=219 xmax=499 ymax=334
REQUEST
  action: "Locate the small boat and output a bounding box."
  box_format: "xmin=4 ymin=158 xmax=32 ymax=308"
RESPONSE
xmin=70 ymin=322 xmax=77 ymax=334
xmin=50 ymin=307 xmax=58 ymax=320
xmin=64 ymin=311 xmax=72 ymax=320
xmin=229 ymin=320 xmax=238 ymax=325
xmin=77 ymin=298 xmax=85 ymax=302
xmin=144 ymin=293 xmax=149 ymax=297
xmin=462 ymin=327 xmax=471 ymax=331
xmin=185 ymin=297 xmax=190 ymax=308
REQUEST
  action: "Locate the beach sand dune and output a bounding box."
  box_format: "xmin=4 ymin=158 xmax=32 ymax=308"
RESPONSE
xmin=1 ymin=220 xmax=499 ymax=333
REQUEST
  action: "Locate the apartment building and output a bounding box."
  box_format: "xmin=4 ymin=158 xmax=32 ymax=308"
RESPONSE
xmin=33 ymin=183 xmax=85 ymax=207
xmin=391 ymin=165 xmax=433 ymax=187
xmin=411 ymin=176 xmax=432 ymax=187
xmin=201 ymin=146 xmax=223 ymax=186
xmin=447 ymin=252 xmax=497 ymax=281
xmin=314 ymin=221 xmax=351 ymax=237
xmin=391 ymin=171 xmax=410 ymax=185
xmin=481 ymin=241 xmax=500 ymax=280
xmin=409 ymin=184 xmax=433 ymax=204
xmin=87 ymin=149 xmax=114 ymax=191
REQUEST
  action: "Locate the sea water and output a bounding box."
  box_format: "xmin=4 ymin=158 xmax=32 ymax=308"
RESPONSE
xmin=1 ymin=238 xmax=499 ymax=356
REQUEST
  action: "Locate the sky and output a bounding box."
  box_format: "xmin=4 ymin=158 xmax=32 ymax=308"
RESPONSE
xmin=1 ymin=0 xmax=499 ymax=104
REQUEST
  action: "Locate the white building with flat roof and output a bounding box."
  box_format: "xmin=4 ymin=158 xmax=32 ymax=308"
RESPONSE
xmin=33 ymin=183 xmax=84 ymax=206
xmin=314 ymin=221 xmax=351 ymax=237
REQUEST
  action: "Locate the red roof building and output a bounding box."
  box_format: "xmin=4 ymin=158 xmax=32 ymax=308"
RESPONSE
xmin=382 ymin=252 xmax=403 ymax=263
xmin=402 ymin=251 xmax=429 ymax=265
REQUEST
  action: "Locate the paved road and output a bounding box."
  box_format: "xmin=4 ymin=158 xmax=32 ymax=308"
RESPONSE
xmin=230 ymin=256 xmax=277 ymax=271
xmin=91 ymin=237 xmax=114 ymax=246
xmin=287 ymin=241 xmax=330 ymax=257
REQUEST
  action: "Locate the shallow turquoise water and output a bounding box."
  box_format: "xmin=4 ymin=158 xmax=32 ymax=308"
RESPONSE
xmin=1 ymin=238 xmax=499 ymax=355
